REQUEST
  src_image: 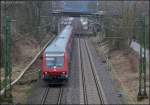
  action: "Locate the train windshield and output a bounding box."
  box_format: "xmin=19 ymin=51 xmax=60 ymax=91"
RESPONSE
xmin=46 ymin=56 xmax=64 ymax=68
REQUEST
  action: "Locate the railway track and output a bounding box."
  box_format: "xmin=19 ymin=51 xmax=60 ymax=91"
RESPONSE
xmin=84 ymin=39 xmax=105 ymax=104
xmin=40 ymin=87 xmax=63 ymax=105
xmin=78 ymin=36 xmax=107 ymax=104
xmin=78 ymin=38 xmax=88 ymax=104
xmin=41 ymin=87 xmax=49 ymax=105
xmin=57 ymin=87 xmax=63 ymax=105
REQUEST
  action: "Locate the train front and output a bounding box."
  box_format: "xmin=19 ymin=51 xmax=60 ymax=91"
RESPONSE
xmin=42 ymin=51 xmax=68 ymax=82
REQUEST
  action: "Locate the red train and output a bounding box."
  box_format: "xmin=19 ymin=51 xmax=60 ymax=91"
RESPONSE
xmin=41 ymin=25 xmax=74 ymax=82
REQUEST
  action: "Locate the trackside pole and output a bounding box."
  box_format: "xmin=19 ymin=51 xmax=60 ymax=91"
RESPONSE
xmin=137 ymin=16 xmax=148 ymax=100
xmin=143 ymin=16 xmax=148 ymax=98
xmin=2 ymin=16 xmax=13 ymax=103
xmin=38 ymin=69 xmax=42 ymax=79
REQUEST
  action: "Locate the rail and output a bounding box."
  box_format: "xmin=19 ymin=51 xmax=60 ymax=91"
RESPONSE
xmin=84 ymin=39 xmax=107 ymax=104
xmin=40 ymin=87 xmax=63 ymax=105
xmin=78 ymin=36 xmax=107 ymax=104
xmin=78 ymin=37 xmax=88 ymax=104
xmin=41 ymin=87 xmax=49 ymax=105
xmin=57 ymin=88 xmax=63 ymax=105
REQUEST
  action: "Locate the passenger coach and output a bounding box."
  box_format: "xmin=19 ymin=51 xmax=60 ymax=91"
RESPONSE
xmin=41 ymin=25 xmax=73 ymax=82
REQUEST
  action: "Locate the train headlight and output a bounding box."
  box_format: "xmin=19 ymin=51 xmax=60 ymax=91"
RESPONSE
xmin=61 ymin=72 xmax=66 ymax=77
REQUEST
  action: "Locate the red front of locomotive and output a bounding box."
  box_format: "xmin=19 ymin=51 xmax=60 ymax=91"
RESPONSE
xmin=42 ymin=51 xmax=69 ymax=81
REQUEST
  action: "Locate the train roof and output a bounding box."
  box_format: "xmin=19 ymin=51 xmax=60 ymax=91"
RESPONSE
xmin=45 ymin=25 xmax=73 ymax=56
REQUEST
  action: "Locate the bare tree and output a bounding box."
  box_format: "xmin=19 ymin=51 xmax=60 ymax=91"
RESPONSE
xmin=99 ymin=1 xmax=149 ymax=49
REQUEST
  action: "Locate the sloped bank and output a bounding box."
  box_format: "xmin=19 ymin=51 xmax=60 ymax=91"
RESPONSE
xmin=91 ymin=36 xmax=149 ymax=104
xmin=11 ymin=33 xmax=54 ymax=104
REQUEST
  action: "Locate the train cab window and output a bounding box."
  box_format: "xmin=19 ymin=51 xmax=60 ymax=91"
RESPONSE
xmin=56 ymin=56 xmax=64 ymax=67
xmin=46 ymin=57 xmax=55 ymax=67
xmin=46 ymin=56 xmax=64 ymax=68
